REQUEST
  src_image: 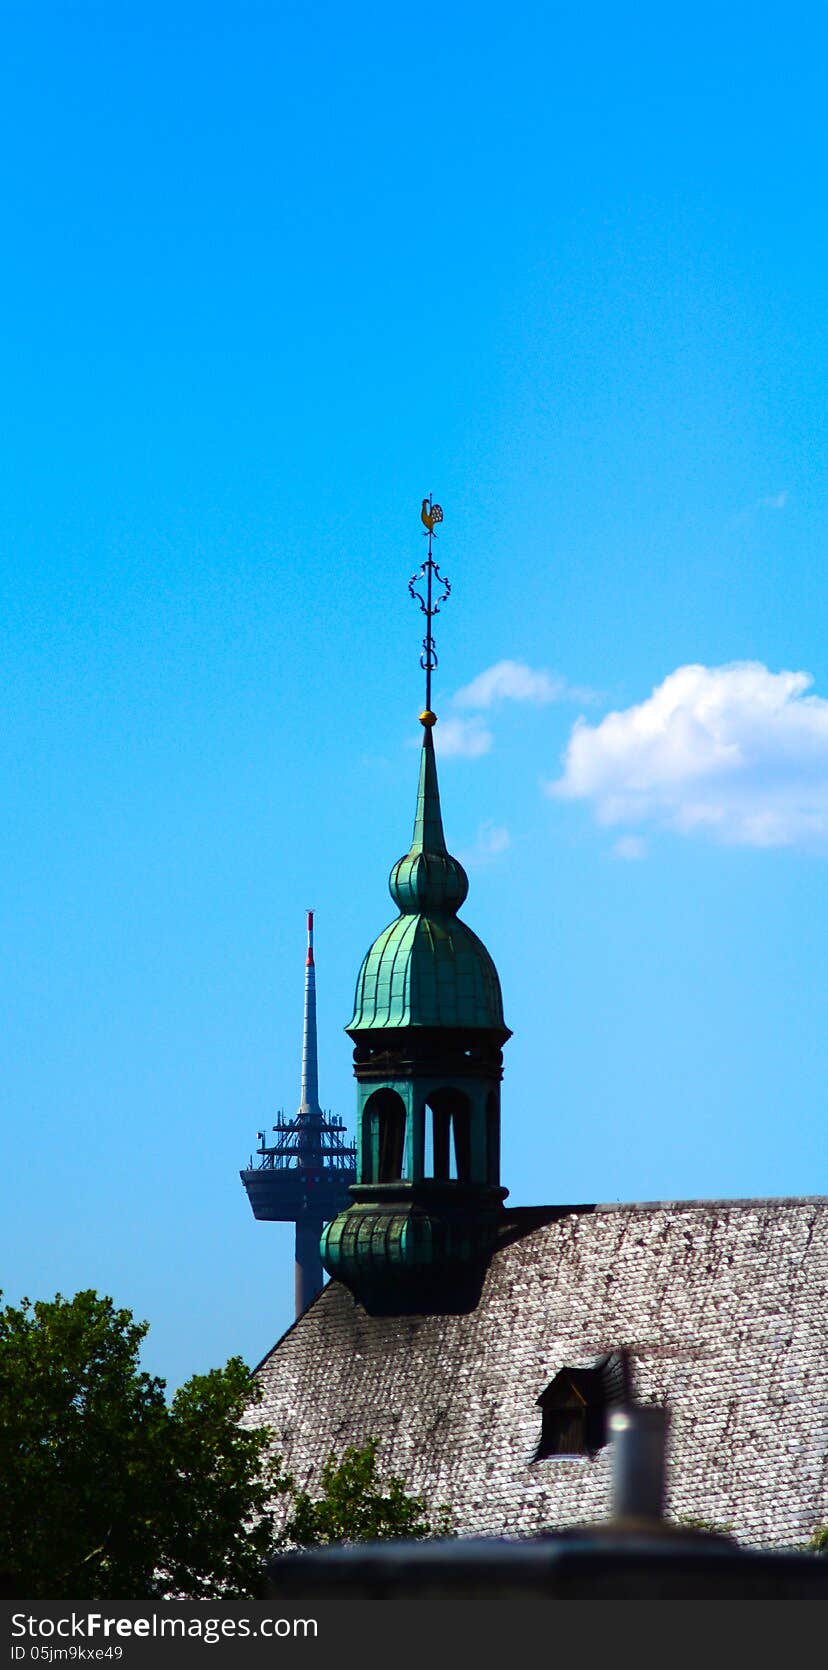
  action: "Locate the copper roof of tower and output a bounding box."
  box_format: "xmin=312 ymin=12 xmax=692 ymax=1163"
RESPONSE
xmin=348 ymin=731 xmax=506 ymax=1032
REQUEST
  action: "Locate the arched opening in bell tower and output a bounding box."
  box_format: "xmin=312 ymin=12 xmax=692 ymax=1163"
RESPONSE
xmin=362 ymin=1088 xmax=407 ymax=1182
xmin=424 ymin=1087 xmax=472 ymax=1184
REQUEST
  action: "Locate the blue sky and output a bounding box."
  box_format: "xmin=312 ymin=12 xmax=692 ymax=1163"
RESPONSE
xmin=1 ymin=3 xmax=826 ymax=1388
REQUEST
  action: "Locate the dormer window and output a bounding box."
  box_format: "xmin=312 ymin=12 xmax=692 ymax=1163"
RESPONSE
xmin=534 ymin=1351 xmax=631 ymax=1460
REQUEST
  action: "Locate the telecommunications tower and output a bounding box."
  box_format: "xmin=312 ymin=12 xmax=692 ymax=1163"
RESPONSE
xmin=241 ymin=913 xmax=356 ymax=1315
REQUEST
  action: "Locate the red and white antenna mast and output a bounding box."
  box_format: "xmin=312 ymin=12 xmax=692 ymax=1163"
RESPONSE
xmin=299 ymin=909 xmax=321 ymax=1117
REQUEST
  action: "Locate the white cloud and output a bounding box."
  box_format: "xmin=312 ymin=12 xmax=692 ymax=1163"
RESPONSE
xmin=734 ymin=489 xmax=789 ymax=525
xmin=413 ymin=658 xmax=594 ymax=766
xmin=433 ymin=715 xmax=493 ymax=758
xmin=613 ymin=834 xmax=648 ymax=861
xmin=550 ymin=661 xmax=828 ymax=850
xmin=453 ymin=659 xmax=596 ymax=710
xmin=459 ymin=821 xmax=511 ymax=868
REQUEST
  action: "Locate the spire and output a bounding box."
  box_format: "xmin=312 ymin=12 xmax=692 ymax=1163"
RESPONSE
xmin=412 ymin=721 xmax=447 ymax=854
xmin=389 ymin=727 xmax=469 ymax=916
xmin=299 ymin=910 xmax=322 ymax=1117
xmin=389 ymin=497 xmax=469 ymax=917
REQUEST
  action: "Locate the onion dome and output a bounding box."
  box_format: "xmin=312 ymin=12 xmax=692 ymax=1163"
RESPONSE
xmin=348 ymin=724 xmax=508 ymax=1035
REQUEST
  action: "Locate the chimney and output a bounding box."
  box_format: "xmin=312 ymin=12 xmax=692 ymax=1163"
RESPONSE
xmin=608 ymin=1404 xmax=670 ymax=1521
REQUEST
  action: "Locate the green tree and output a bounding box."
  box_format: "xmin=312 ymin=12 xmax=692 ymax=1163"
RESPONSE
xmin=0 ymin=1290 xmax=289 ymax=1599
xmin=282 ymin=1438 xmax=453 ymax=1547
xmin=810 ymin=1526 xmax=828 ymax=1553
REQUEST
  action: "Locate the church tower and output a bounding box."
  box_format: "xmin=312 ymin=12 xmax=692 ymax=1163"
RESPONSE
xmin=321 ymin=501 xmax=511 ymax=1311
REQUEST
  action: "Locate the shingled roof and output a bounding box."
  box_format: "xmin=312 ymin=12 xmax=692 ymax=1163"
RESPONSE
xmin=251 ymin=1196 xmax=828 ymax=1550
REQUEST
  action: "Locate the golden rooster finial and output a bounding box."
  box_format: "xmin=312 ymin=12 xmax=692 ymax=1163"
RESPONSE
xmin=421 ymin=497 xmax=444 ymax=534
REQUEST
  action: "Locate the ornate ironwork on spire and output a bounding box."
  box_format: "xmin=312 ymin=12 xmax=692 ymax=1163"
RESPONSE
xmin=409 ymin=495 xmax=449 ymax=721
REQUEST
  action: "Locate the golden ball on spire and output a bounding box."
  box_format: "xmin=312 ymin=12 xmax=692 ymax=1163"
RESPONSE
xmin=419 ymin=709 xmax=437 ymax=728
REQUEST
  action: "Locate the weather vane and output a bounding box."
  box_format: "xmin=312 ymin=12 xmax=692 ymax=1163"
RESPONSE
xmin=409 ymin=495 xmax=450 ymax=724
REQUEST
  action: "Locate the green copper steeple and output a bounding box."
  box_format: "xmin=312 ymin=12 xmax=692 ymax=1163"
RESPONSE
xmin=389 ymin=723 xmax=468 ymax=913
xmin=321 ymin=502 xmax=511 ymax=1313
xmin=349 ymin=725 xmax=506 ymax=1034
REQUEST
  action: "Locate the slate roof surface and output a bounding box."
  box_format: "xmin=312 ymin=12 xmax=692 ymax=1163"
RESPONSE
xmin=251 ymin=1197 xmax=828 ymax=1551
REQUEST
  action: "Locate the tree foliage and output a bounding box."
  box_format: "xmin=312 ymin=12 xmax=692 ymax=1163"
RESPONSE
xmin=0 ymin=1290 xmax=288 ymax=1599
xmin=0 ymin=1290 xmax=451 ymax=1599
xmin=283 ymin=1438 xmax=453 ymax=1546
